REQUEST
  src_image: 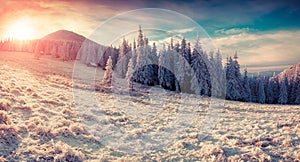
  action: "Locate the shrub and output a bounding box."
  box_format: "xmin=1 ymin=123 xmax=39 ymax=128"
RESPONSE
xmin=0 ymin=100 xmax=10 ymax=111
xmin=20 ymin=141 xmax=85 ymax=162
xmin=0 ymin=111 xmax=10 ymax=125
xmin=0 ymin=125 xmax=20 ymax=157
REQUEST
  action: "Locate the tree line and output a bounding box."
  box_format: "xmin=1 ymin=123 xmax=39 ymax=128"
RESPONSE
xmin=0 ymin=38 xmax=85 ymax=61
xmin=1 ymin=29 xmax=299 ymax=105
xmin=102 ymin=26 xmax=300 ymax=105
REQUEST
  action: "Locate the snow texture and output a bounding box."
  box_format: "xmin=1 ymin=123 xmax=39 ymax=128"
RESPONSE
xmin=0 ymin=51 xmax=299 ymax=161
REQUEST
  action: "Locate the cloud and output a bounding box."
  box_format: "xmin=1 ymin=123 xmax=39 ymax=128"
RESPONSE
xmin=169 ymin=27 xmax=196 ymax=34
xmin=1 ymin=0 xmax=300 ymax=40
xmin=87 ymin=8 xmax=209 ymax=46
xmin=0 ymin=0 xmax=120 ymax=39
xmin=214 ymin=30 xmax=300 ymax=72
xmin=215 ymin=28 xmax=250 ymax=35
xmin=1 ymin=0 xmax=299 ymax=74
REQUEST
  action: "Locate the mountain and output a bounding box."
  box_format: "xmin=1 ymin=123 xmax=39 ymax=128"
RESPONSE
xmin=273 ymin=62 xmax=300 ymax=83
xmin=249 ymin=70 xmax=282 ymax=77
xmin=36 ymin=29 xmax=109 ymax=65
xmin=41 ymin=29 xmax=86 ymax=42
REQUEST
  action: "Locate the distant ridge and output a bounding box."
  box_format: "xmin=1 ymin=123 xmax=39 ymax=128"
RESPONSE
xmin=273 ymin=62 xmax=300 ymax=83
xmin=38 ymin=29 xmax=110 ymax=65
xmin=249 ymin=70 xmax=282 ymax=77
xmin=35 ymin=29 xmax=90 ymax=60
xmin=41 ymin=29 xmax=86 ymax=42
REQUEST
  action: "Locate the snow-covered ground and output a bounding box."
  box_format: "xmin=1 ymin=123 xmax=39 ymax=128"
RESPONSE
xmin=0 ymin=51 xmax=299 ymax=161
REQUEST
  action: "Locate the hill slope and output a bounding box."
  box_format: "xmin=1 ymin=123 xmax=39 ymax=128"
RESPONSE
xmin=274 ymin=62 xmax=300 ymax=83
xmin=41 ymin=29 xmax=86 ymax=42
xmin=0 ymin=51 xmax=299 ymax=161
xmin=37 ymin=30 xmax=108 ymax=64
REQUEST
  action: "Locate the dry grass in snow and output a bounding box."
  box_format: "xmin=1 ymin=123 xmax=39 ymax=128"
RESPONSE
xmin=0 ymin=51 xmax=299 ymax=161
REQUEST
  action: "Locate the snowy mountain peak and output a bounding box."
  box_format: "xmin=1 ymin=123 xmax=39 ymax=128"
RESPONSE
xmin=41 ymin=29 xmax=86 ymax=42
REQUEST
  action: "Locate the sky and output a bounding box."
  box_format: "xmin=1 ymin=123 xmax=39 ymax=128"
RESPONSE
xmin=0 ymin=0 xmax=300 ymax=72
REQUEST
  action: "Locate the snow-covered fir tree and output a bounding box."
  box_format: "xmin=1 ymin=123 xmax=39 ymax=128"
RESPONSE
xmin=112 ymin=46 xmax=119 ymax=69
xmin=295 ymin=79 xmax=300 ymax=104
xmin=225 ymin=57 xmax=236 ymax=100
xmin=137 ymin=25 xmax=144 ymax=47
xmin=214 ymin=49 xmax=225 ymax=97
xmin=158 ymin=44 xmax=166 ymax=87
xmin=126 ymin=58 xmax=134 ymax=90
xmin=208 ymin=50 xmax=217 ymax=96
xmin=278 ymin=74 xmax=288 ymax=104
xmin=185 ymin=42 xmax=192 ymax=65
xmin=289 ymin=66 xmax=299 ymax=103
xmin=225 ymin=52 xmax=244 ymax=101
xmin=135 ymin=37 xmax=156 ymax=85
xmin=96 ymin=25 xmax=299 ymax=104
xmin=180 ymin=38 xmax=186 ymax=55
xmin=266 ymin=77 xmax=274 ymax=104
xmin=134 ymin=29 xmax=157 ymax=86
xmin=174 ymin=51 xmax=188 ymax=92
xmin=116 ymin=38 xmax=130 ymax=78
xmin=102 ymin=56 xmax=113 ymax=86
xmin=263 ymin=76 xmax=269 ymax=103
xmin=233 ymin=52 xmax=244 ymax=100
xmin=257 ymin=74 xmax=266 ymax=104
xmin=131 ymin=39 xmax=137 ymax=68
xmin=158 ymin=44 xmax=176 ymax=90
xmin=150 ymin=42 xmax=159 ymax=85
xmin=249 ymin=75 xmax=258 ymax=102
xmin=209 ymin=50 xmax=225 ymax=98
xmin=174 ymin=41 xmax=180 ymax=53
xmin=190 ymin=43 xmax=211 ymax=96
xmin=243 ymin=68 xmax=252 ymax=102
xmin=271 ymin=74 xmax=280 ymax=104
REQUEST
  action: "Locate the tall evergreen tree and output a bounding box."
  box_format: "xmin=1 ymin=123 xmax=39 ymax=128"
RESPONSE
xmin=158 ymin=44 xmax=166 ymax=87
xmin=150 ymin=42 xmax=159 ymax=85
xmin=126 ymin=58 xmax=134 ymax=90
xmin=116 ymin=38 xmax=130 ymax=78
xmin=225 ymin=52 xmax=244 ymax=101
xmin=137 ymin=25 xmax=144 ymax=47
xmin=102 ymin=56 xmax=113 ymax=86
xmin=184 ymin=42 xmax=192 ymax=64
xmin=158 ymin=44 xmax=175 ymax=90
xmin=226 ymin=57 xmax=237 ymax=100
xmin=233 ymin=51 xmax=244 ymax=100
xmin=190 ymin=45 xmax=211 ymax=96
xmin=295 ymin=79 xmax=300 ymax=104
xmin=111 ymin=46 xmax=119 ymax=69
xmin=170 ymin=37 xmax=174 ymax=49
xmin=268 ymin=73 xmax=279 ymax=104
xmin=257 ymin=74 xmax=266 ymax=104
xmin=181 ymin=38 xmax=186 ymax=55
xmin=278 ymin=74 xmax=288 ymax=104
xmin=243 ymin=68 xmax=252 ymax=102
xmin=215 ymin=49 xmax=225 ymax=97
xmin=289 ymin=66 xmax=299 ymax=104
xmin=249 ymin=75 xmax=257 ymax=102
xmin=174 ymin=47 xmax=191 ymax=93
xmin=174 ymin=41 xmax=180 ymax=53
xmin=131 ymin=40 xmax=137 ymax=68
xmin=209 ymin=50 xmax=218 ymax=97
xmin=266 ymin=78 xmax=274 ymax=104
xmin=134 ymin=30 xmax=157 ymax=86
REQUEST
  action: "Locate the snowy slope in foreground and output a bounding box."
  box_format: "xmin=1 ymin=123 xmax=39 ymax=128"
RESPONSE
xmin=0 ymin=51 xmax=299 ymax=161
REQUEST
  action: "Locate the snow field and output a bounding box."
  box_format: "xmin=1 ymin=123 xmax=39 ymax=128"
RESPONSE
xmin=0 ymin=52 xmax=299 ymax=161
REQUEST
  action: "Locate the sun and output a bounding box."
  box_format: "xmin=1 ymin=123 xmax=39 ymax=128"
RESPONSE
xmin=6 ymin=19 xmax=35 ymax=40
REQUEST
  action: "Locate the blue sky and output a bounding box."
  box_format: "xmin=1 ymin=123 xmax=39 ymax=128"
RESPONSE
xmin=1 ymin=0 xmax=300 ymax=72
xmin=90 ymin=0 xmax=300 ymax=35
